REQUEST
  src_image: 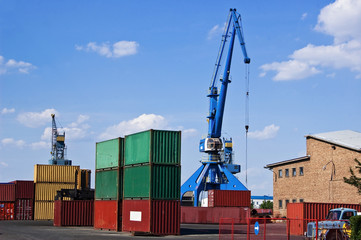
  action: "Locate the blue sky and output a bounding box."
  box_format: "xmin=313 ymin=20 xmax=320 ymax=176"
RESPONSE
xmin=1 ymin=0 xmax=360 ymax=196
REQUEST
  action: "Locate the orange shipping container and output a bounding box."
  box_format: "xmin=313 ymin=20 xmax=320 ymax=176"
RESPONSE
xmin=287 ymin=202 xmax=361 ymax=236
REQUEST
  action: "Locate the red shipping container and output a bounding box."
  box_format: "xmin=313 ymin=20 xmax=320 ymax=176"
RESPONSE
xmin=15 ymin=199 xmax=33 ymax=220
xmin=0 ymin=183 xmax=15 ymax=202
xmin=208 ymin=190 xmax=251 ymax=207
xmin=0 ymin=202 xmax=15 ymax=220
xmin=11 ymin=181 xmax=34 ymax=199
xmin=122 ymin=199 xmax=180 ymax=235
xmin=54 ymin=200 xmax=93 ymax=226
xmin=181 ymin=206 xmax=250 ymax=224
xmin=94 ymin=200 xmax=121 ymax=231
xmin=288 ymin=202 xmax=361 ymax=236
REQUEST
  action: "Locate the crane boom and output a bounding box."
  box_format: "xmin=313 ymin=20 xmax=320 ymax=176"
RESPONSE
xmin=49 ymin=114 xmax=72 ymax=165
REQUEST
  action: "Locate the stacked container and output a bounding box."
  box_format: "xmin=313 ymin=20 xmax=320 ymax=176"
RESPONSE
xmin=94 ymin=138 xmax=123 ymax=231
xmin=34 ymin=164 xmax=80 ymax=220
xmin=12 ymin=181 xmax=35 ymax=220
xmin=122 ymin=130 xmax=181 ymax=235
xmin=208 ymin=189 xmax=251 ymax=207
xmin=0 ymin=183 xmax=15 ymax=220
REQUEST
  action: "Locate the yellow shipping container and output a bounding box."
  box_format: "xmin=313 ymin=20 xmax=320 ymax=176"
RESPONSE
xmin=34 ymin=201 xmax=54 ymax=220
xmin=78 ymin=169 xmax=91 ymax=189
xmin=35 ymin=183 xmax=75 ymax=201
xmin=34 ymin=164 xmax=80 ymax=183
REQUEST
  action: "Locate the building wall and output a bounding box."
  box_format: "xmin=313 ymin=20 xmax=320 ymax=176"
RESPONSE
xmin=273 ymin=138 xmax=361 ymax=217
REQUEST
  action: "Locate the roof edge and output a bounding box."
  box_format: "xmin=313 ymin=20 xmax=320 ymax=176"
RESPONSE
xmin=264 ymin=155 xmax=310 ymax=169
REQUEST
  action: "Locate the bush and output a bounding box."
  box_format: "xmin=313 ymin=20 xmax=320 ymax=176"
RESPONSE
xmin=350 ymin=215 xmax=361 ymax=240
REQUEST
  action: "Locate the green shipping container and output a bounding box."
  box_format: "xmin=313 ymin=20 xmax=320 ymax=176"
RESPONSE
xmin=123 ymin=164 xmax=180 ymax=200
xmin=124 ymin=130 xmax=181 ymax=166
xmin=95 ymin=169 xmax=122 ymax=200
xmin=96 ymin=138 xmax=124 ymax=169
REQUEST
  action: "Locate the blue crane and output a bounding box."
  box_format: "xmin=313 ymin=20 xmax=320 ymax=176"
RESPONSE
xmin=181 ymin=9 xmax=250 ymax=207
xmin=49 ymin=114 xmax=72 ymax=165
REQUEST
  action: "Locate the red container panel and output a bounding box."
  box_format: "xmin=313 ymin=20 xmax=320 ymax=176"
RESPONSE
xmin=122 ymin=199 xmax=180 ymax=235
xmin=181 ymin=206 xmax=250 ymax=224
xmin=208 ymin=190 xmax=251 ymax=207
xmin=0 ymin=202 xmax=15 ymax=220
xmin=15 ymin=199 xmax=33 ymax=220
xmin=288 ymin=202 xmax=361 ymax=236
xmin=94 ymin=200 xmax=121 ymax=231
xmin=54 ymin=200 xmax=93 ymax=226
xmin=0 ymin=184 xmax=15 ymax=202
xmin=11 ymin=181 xmax=34 ymax=199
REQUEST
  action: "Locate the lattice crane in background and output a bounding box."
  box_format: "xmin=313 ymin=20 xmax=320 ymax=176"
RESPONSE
xmin=181 ymin=8 xmax=250 ymax=206
xmin=49 ymin=114 xmax=72 ymax=165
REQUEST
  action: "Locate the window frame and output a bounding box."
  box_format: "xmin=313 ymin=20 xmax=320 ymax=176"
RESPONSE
xmin=285 ymin=168 xmax=289 ymax=177
xmin=279 ymin=200 xmax=283 ymax=209
xmin=292 ymin=168 xmax=296 ymax=177
xmin=278 ymin=169 xmax=283 ymax=178
xmin=299 ymin=167 xmax=304 ymax=176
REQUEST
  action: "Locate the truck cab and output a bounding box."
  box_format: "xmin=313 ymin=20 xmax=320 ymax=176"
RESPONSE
xmin=306 ymin=208 xmax=357 ymax=239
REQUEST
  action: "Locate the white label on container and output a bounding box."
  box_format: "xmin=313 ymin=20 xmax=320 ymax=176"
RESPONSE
xmin=130 ymin=211 xmax=142 ymax=222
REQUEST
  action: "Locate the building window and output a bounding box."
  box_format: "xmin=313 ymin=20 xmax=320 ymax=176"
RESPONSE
xmin=285 ymin=169 xmax=289 ymax=177
xmin=299 ymin=199 xmax=304 ymax=203
xmin=278 ymin=169 xmax=283 ymax=178
xmin=299 ymin=167 xmax=304 ymax=176
xmin=292 ymin=199 xmax=297 ymax=203
xmin=279 ymin=200 xmax=283 ymax=209
xmin=292 ymin=168 xmax=296 ymax=177
xmin=285 ymin=199 xmax=289 ymax=208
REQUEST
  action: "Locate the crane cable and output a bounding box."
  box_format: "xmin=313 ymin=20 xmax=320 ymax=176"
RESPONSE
xmin=245 ymin=64 xmax=250 ymax=187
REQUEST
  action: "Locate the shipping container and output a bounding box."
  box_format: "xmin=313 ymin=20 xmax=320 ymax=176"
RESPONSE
xmin=34 ymin=201 xmax=54 ymax=220
xmin=208 ymin=190 xmax=251 ymax=207
xmin=122 ymin=199 xmax=180 ymax=235
xmin=287 ymin=202 xmax=361 ymax=236
xmin=94 ymin=200 xmax=121 ymax=231
xmin=11 ymin=181 xmax=34 ymax=199
xmin=123 ymin=164 xmax=180 ymax=199
xmin=34 ymin=164 xmax=80 ymax=183
xmin=95 ymin=169 xmax=122 ymax=200
xmin=0 ymin=183 xmax=15 ymax=202
xmin=35 ymin=183 xmax=75 ymax=201
xmin=96 ymin=138 xmax=124 ymax=169
xmin=78 ymin=169 xmax=91 ymax=189
xmin=181 ymin=206 xmax=250 ymax=224
xmin=124 ymin=130 xmax=181 ymax=166
xmin=15 ymin=199 xmax=34 ymax=220
xmin=54 ymin=200 xmax=93 ymax=226
xmin=0 ymin=202 xmax=15 ymax=220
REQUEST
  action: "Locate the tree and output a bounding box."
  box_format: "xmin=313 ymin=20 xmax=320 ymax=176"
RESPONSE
xmin=260 ymin=200 xmax=273 ymax=209
xmin=343 ymin=158 xmax=361 ymax=194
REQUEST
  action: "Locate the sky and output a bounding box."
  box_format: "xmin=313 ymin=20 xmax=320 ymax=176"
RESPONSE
xmin=0 ymin=0 xmax=360 ymax=196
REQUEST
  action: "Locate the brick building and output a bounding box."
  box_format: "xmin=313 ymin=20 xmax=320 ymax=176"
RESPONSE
xmin=265 ymin=130 xmax=361 ymax=217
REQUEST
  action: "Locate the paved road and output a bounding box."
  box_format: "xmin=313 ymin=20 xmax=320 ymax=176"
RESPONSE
xmin=0 ymin=221 xmax=220 ymax=240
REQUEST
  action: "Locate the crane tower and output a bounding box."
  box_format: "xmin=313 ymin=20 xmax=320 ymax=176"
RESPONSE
xmin=49 ymin=114 xmax=72 ymax=165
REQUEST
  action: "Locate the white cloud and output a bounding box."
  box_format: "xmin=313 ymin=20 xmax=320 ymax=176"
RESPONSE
xmin=1 ymin=108 xmax=15 ymax=114
xmin=76 ymin=41 xmax=139 ymax=58
xmin=17 ymin=109 xmax=58 ymax=128
xmin=1 ymin=138 xmax=26 ymax=148
xmin=0 ymin=162 xmax=8 ymax=167
xmin=207 ymin=23 xmax=227 ymax=40
xmin=260 ymin=0 xmax=361 ymax=81
xmin=248 ymin=124 xmax=280 ymax=140
xmin=0 ymin=56 xmax=36 ymax=75
xmin=99 ymin=114 xmax=169 ymax=140
xmin=182 ymin=128 xmax=198 ymax=138
xmin=301 ymin=13 xmax=308 ymax=20
xmin=30 ymin=141 xmax=49 ymax=150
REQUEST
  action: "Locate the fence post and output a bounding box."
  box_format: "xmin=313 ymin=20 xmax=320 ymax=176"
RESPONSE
xmin=263 ymin=218 xmax=266 ymax=240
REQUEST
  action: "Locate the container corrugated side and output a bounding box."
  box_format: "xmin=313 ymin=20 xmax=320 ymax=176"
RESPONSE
xmin=0 ymin=183 xmax=15 ymax=202
xmin=35 ymin=183 xmax=74 ymax=201
xmin=96 ymin=138 xmax=124 ymax=169
xmin=0 ymin=202 xmax=15 ymax=220
xmin=15 ymin=199 xmax=34 ymax=220
xmin=208 ymin=190 xmax=251 ymax=207
xmin=122 ymin=199 xmax=180 ymax=235
xmin=123 ymin=164 xmax=180 ymax=199
xmin=54 ymin=200 xmax=93 ymax=226
xmin=34 ymin=164 xmax=80 ymax=183
xmin=34 ymin=201 xmax=54 ymax=220
xmin=287 ymin=202 xmax=361 ymax=236
xmin=124 ymin=130 xmax=181 ymax=166
xmin=94 ymin=200 xmax=121 ymax=231
xmin=181 ymin=206 xmax=250 ymax=224
xmin=95 ymin=169 xmax=122 ymax=200
xmin=11 ymin=181 xmax=34 ymax=199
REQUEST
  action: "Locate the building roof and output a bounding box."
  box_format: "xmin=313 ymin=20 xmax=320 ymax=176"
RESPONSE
xmin=306 ymin=130 xmax=361 ymax=152
xmin=251 ymin=195 xmax=273 ymax=200
xmin=264 ymin=155 xmax=310 ymax=169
